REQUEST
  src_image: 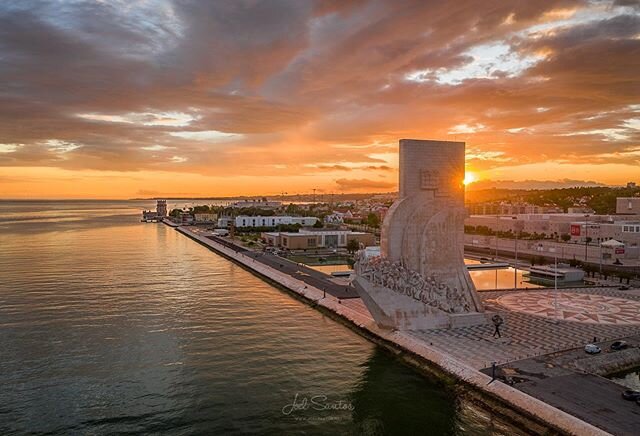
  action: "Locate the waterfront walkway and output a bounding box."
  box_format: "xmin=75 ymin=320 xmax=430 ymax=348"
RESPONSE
xmin=204 ymin=234 xmax=358 ymax=299
xmin=411 ymin=288 xmax=640 ymax=370
xmin=174 ymin=225 xmax=616 ymax=435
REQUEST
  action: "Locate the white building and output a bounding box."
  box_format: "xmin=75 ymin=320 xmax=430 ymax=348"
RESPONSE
xmin=217 ymin=217 xmax=233 ymax=228
xmin=465 ymin=214 xmax=572 ymax=236
xmin=324 ymin=212 xmax=345 ymax=224
xmin=569 ymin=220 xmax=640 ymax=247
xmin=617 ymin=197 xmax=640 ymax=215
xmin=466 ymin=213 xmax=640 ymax=238
xmin=217 ymin=215 xmax=318 ymax=228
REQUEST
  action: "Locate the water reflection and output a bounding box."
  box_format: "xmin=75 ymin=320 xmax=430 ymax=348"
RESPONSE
xmin=0 ymin=202 xmax=522 ymax=434
xmin=349 ymin=349 xmax=456 ymax=435
xmin=468 ymin=267 xmax=541 ymax=291
xmin=307 ymin=260 xmax=542 ymax=291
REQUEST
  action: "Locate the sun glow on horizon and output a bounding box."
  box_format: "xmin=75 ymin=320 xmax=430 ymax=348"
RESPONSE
xmin=463 ymin=171 xmax=478 ymax=186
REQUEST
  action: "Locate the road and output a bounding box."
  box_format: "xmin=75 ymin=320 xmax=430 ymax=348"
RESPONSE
xmin=482 ymin=336 xmax=640 ymax=436
xmin=518 ymin=373 xmax=640 ymax=436
xmin=205 ymin=235 xmax=358 ymax=299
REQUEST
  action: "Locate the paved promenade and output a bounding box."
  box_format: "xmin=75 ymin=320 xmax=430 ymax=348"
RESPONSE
xmin=174 ymin=225 xmax=613 ymax=435
xmin=203 ymin=234 xmax=358 ymax=299
xmin=411 ymin=288 xmax=640 ymax=370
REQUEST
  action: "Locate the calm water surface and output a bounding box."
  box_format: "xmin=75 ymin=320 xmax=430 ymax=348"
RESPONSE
xmin=0 ymin=201 xmax=519 ymax=435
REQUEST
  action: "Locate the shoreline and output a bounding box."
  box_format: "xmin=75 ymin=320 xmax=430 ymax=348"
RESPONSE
xmin=172 ymin=223 xmax=609 ymax=436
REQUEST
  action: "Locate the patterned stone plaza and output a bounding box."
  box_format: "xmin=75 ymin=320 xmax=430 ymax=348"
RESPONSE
xmin=343 ymin=287 xmax=640 ymax=370
xmin=496 ymin=291 xmax=640 ymax=325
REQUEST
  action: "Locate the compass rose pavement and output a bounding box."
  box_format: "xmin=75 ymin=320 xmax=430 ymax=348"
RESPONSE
xmin=496 ymin=291 xmax=640 ymax=325
xmin=400 ymin=288 xmax=640 ymax=369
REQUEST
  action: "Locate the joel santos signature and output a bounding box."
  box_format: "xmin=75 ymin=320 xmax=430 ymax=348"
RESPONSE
xmin=282 ymin=393 xmax=355 ymax=415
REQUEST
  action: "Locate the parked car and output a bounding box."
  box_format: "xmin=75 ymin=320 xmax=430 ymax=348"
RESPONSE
xmin=622 ymin=390 xmax=640 ymax=401
xmin=584 ymin=344 xmax=601 ymax=354
xmin=611 ymin=341 xmax=629 ymax=351
xmin=618 ymin=285 xmax=630 ymax=290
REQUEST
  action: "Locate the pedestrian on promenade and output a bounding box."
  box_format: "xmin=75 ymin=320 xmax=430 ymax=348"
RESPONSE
xmin=492 ymin=314 xmax=504 ymax=338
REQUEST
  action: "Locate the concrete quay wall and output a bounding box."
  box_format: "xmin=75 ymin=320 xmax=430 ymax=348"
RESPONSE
xmin=173 ymin=225 xmax=609 ymax=436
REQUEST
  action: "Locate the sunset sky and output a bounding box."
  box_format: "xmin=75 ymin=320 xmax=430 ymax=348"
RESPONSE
xmin=0 ymin=0 xmax=639 ymax=199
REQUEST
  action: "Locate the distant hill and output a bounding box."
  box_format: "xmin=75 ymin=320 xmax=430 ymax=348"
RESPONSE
xmin=466 ymin=186 xmax=640 ymax=214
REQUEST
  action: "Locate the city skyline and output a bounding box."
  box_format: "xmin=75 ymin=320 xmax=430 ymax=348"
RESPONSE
xmin=1 ymin=0 xmax=639 ymax=198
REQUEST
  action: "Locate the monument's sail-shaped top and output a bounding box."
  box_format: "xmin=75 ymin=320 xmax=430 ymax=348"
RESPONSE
xmin=354 ymin=139 xmax=485 ymax=330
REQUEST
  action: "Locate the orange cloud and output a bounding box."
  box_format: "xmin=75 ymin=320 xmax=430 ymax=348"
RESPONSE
xmin=0 ymin=0 xmax=638 ymax=198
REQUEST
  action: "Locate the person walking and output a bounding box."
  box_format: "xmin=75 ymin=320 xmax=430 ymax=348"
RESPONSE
xmin=492 ymin=314 xmax=504 ymax=339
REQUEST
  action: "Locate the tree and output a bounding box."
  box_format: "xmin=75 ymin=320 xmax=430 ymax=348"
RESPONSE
xmin=346 ymin=239 xmax=360 ymax=254
xmin=366 ymin=213 xmax=380 ymax=228
xmin=561 ymin=234 xmax=571 ymax=242
xmin=582 ymin=263 xmax=596 ymax=277
xmin=313 ymin=219 xmax=324 ymax=228
xmin=285 ymin=203 xmax=302 ymax=215
xmin=192 ymin=205 xmax=211 ymax=214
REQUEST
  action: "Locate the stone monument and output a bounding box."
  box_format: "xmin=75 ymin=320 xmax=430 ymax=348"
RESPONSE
xmin=353 ymin=139 xmax=486 ymax=330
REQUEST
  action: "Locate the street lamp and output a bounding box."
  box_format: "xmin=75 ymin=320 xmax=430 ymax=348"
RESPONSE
xmin=514 ymin=230 xmax=518 ymax=290
xmin=495 ymin=213 xmax=499 ymax=290
xmin=549 ymin=247 xmax=559 ymax=323
xmin=495 ymin=213 xmax=500 ymax=260
xmin=514 ymin=220 xmax=523 ymax=290
xmin=584 ymin=214 xmax=590 ymax=262
xmin=599 ymin=243 xmax=603 ymax=276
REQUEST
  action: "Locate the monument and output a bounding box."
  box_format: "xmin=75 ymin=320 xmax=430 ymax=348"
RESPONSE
xmin=353 ymin=139 xmax=486 ymax=330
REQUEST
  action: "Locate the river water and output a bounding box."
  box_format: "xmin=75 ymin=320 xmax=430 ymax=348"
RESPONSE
xmin=0 ymin=201 xmax=520 ymax=435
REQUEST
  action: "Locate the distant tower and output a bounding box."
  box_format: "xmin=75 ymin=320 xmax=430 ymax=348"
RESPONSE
xmin=156 ymin=200 xmax=168 ymax=217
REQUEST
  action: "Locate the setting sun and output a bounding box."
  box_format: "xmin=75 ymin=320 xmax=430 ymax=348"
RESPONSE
xmin=463 ymin=172 xmax=478 ymax=186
